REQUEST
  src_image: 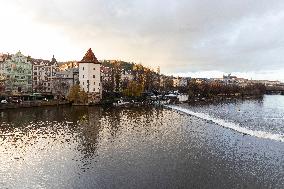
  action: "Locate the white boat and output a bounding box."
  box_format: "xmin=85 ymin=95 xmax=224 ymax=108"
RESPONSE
xmin=113 ymin=100 xmax=130 ymax=106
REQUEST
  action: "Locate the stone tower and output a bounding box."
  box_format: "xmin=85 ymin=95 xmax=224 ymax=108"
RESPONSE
xmin=78 ymin=48 xmax=102 ymax=103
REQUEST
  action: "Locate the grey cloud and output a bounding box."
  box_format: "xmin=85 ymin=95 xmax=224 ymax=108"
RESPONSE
xmin=10 ymin=0 xmax=284 ymax=74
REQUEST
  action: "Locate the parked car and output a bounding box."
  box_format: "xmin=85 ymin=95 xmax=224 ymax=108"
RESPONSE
xmin=1 ymin=99 xmax=8 ymax=104
xmin=11 ymin=99 xmax=20 ymax=103
xmin=43 ymin=98 xmax=49 ymax=101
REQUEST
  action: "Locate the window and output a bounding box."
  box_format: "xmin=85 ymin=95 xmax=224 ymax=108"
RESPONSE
xmin=93 ymin=75 xmax=95 ymax=78
xmin=99 ymin=83 xmax=100 ymax=86
xmin=93 ymin=68 xmax=95 ymax=70
xmin=94 ymin=82 xmax=96 ymax=85
xmin=83 ymin=67 xmax=84 ymax=70
xmin=93 ymin=88 xmax=96 ymax=92
xmin=83 ymin=75 xmax=84 ymax=78
xmin=83 ymin=82 xmax=85 ymax=85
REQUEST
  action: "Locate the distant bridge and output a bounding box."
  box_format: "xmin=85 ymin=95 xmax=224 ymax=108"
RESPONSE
xmin=265 ymin=86 xmax=284 ymax=95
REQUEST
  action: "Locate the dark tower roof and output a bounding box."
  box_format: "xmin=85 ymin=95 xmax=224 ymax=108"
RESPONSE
xmin=51 ymin=55 xmax=57 ymax=64
xmin=79 ymin=48 xmax=100 ymax=64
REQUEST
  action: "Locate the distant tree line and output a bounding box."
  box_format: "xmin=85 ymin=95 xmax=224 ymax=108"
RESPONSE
xmin=188 ymin=79 xmax=266 ymax=99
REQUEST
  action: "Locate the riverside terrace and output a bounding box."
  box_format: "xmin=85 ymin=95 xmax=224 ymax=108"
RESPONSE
xmin=0 ymin=93 xmax=69 ymax=109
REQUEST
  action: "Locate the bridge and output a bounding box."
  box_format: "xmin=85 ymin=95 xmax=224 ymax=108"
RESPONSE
xmin=265 ymin=86 xmax=284 ymax=95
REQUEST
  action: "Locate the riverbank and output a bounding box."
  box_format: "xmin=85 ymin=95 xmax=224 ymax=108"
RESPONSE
xmin=187 ymin=94 xmax=264 ymax=104
xmin=0 ymin=94 xmax=267 ymax=111
xmin=0 ymin=100 xmax=70 ymax=110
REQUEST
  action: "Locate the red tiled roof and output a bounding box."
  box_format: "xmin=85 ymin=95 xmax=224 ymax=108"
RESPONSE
xmin=79 ymin=48 xmax=100 ymax=64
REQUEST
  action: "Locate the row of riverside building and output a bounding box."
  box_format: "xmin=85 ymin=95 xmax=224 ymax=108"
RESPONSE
xmin=0 ymin=49 xmax=102 ymax=103
xmin=1 ymin=48 xmax=283 ymax=103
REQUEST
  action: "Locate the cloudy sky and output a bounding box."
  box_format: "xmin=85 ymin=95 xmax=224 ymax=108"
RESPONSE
xmin=1 ymin=0 xmax=284 ymax=81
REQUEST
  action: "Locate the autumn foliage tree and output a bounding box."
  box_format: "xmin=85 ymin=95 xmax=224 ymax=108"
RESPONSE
xmin=68 ymin=84 xmax=88 ymax=104
xmin=123 ymin=80 xmax=144 ymax=97
xmin=112 ymin=61 xmax=121 ymax=92
xmin=101 ymin=60 xmax=161 ymax=95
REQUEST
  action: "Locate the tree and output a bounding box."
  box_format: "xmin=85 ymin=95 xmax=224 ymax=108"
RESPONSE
xmin=68 ymin=84 xmax=90 ymax=104
xmin=165 ymin=76 xmax=174 ymax=91
xmin=102 ymin=79 xmax=114 ymax=92
xmin=79 ymin=90 xmax=88 ymax=104
xmin=67 ymin=84 xmax=80 ymax=103
xmin=144 ymin=68 xmax=153 ymax=92
xmin=113 ymin=61 xmax=121 ymax=92
xmin=188 ymin=79 xmax=198 ymax=98
xmin=123 ymin=80 xmax=144 ymax=97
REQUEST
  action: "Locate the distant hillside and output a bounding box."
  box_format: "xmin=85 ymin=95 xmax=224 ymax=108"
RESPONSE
xmin=57 ymin=59 xmax=156 ymax=73
xmin=100 ymin=60 xmax=134 ymax=71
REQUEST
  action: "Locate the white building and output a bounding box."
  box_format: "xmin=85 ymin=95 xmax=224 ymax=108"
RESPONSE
xmin=121 ymin=69 xmax=134 ymax=81
xmin=101 ymin=66 xmax=112 ymax=82
xmin=173 ymin=77 xmax=188 ymax=87
xmin=78 ymin=48 xmax=102 ymax=103
xmin=173 ymin=77 xmax=179 ymax=87
xmin=250 ymin=80 xmax=281 ymax=87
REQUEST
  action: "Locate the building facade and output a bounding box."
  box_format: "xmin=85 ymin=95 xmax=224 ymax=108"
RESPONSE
xmin=32 ymin=55 xmax=59 ymax=93
xmin=0 ymin=53 xmax=9 ymax=92
xmin=0 ymin=51 xmax=32 ymax=94
xmin=78 ymin=48 xmax=102 ymax=103
xmin=54 ymin=68 xmax=79 ymax=97
xmin=173 ymin=77 xmax=188 ymax=87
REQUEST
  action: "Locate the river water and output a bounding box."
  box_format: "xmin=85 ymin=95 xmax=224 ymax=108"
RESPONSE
xmin=168 ymin=95 xmax=284 ymax=142
xmin=0 ymin=96 xmax=283 ymax=188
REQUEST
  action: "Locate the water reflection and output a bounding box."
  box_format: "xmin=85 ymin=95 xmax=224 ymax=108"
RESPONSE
xmin=0 ymin=106 xmax=162 ymax=172
xmin=0 ymin=105 xmax=283 ymax=188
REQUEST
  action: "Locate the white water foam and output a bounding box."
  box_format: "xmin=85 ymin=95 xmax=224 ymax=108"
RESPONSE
xmin=166 ymin=105 xmax=284 ymax=143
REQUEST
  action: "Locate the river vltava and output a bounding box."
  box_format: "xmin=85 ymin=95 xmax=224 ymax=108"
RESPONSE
xmin=0 ymin=96 xmax=283 ymax=188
